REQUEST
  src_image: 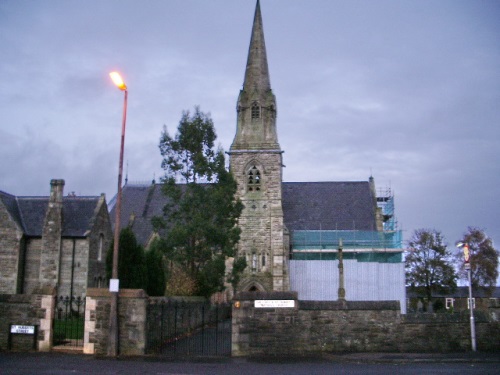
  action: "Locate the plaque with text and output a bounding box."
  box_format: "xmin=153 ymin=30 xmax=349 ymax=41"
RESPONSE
xmin=254 ymin=300 xmax=295 ymax=308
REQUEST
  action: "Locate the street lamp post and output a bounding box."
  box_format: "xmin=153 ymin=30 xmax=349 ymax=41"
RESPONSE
xmin=108 ymin=71 xmax=128 ymax=357
xmin=457 ymin=242 xmax=477 ymax=352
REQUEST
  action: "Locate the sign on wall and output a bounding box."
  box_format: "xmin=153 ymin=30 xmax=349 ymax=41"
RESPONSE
xmin=254 ymin=300 xmax=295 ymax=308
xmin=10 ymin=325 xmax=35 ymax=334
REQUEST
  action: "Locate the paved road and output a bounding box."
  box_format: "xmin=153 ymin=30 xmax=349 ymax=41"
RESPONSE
xmin=1 ymin=352 xmax=499 ymax=375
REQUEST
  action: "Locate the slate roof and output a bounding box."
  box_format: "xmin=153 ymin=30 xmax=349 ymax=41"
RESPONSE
xmin=282 ymin=181 xmax=377 ymax=231
xmin=111 ymin=184 xmax=170 ymax=246
xmin=112 ymin=181 xmax=379 ymax=246
xmin=0 ymin=190 xmax=101 ymax=237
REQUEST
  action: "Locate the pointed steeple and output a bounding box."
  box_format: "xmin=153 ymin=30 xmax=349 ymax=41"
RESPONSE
xmin=231 ymin=0 xmax=279 ymax=151
xmin=228 ymin=1 xmax=289 ymax=293
xmin=243 ymin=0 xmax=271 ymax=92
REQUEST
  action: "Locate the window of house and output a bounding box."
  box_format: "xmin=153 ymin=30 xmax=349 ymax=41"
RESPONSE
xmin=98 ymin=234 xmax=104 ymax=261
xmin=247 ymin=165 xmax=261 ymax=191
xmin=467 ymin=298 xmax=476 ymax=309
xmin=252 ymin=253 xmax=257 ymax=271
xmin=445 ymin=298 xmax=454 ymax=309
xmin=251 ymin=102 xmax=260 ymax=119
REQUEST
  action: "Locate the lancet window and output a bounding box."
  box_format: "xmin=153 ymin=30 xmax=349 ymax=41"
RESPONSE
xmin=251 ymin=102 xmax=260 ymax=119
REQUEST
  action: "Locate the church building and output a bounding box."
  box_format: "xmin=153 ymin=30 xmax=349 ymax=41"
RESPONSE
xmin=113 ymin=0 xmax=405 ymax=311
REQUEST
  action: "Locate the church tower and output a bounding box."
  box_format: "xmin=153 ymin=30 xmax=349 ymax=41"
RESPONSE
xmin=229 ymin=0 xmax=289 ymax=292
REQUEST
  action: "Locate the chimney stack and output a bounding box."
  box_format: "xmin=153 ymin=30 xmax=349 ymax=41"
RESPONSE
xmin=50 ymin=179 xmax=65 ymax=204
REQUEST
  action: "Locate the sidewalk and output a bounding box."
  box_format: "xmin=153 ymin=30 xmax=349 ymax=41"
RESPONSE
xmin=1 ymin=350 xmax=499 ymax=375
xmin=321 ymin=351 xmax=500 ymax=363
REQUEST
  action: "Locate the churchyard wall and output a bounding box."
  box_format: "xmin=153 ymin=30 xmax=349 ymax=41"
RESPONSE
xmin=232 ymin=291 xmax=500 ymax=356
xmin=3 ymin=289 xmax=498 ymax=355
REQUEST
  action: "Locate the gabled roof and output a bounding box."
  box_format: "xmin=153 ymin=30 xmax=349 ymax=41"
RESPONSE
xmin=111 ymin=184 xmax=170 ymax=247
xmin=0 ymin=190 xmax=103 ymax=237
xmin=112 ymin=181 xmax=379 ymax=246
xmin=0 ymin=191 xmax=24 ymax=230
xmin=282 ymin=181 xmax=378 ymax=231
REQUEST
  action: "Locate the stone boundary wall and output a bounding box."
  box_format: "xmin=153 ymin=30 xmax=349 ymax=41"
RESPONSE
xmin=0 ymin=290 xmax=55 ymax=352
xmin=398 ymin=311 xmax=499 ymax=352
xmin=232 ymin=292 xmax=500 ymax=356
xmin=84 ymin=288 xmax=148 ymax=356
xmin=84 ymin=291 xmax=224 ymax=356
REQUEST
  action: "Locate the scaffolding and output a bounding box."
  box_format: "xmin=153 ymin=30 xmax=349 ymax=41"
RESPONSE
xmin=291 ymin=229 xmax=403 ymax=250
xmin=377 ymin=186 xmax=397 ymax=232
xmin=291 ymin=186 xmax=402 ymax=253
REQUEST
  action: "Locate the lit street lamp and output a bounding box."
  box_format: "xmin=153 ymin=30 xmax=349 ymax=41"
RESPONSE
xmin=457 ymin=242 xmax=476 ymax=352
xmin=108 ymin=71 xmax=128 ymax=357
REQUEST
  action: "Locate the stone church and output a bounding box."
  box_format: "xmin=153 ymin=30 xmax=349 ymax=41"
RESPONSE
xmin=0 ymin=179 xmax=112 ymax=297
xmin=113 ymin=1 xmax=405 ymax=309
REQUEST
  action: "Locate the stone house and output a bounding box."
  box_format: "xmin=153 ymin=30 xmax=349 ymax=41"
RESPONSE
xmin=407 ymin=286 xmax=500 ymax=312
xmin=111 ymin=1 xmax=405 ymax=310
xmin=0 ymin=179 xmax=112 ymax=297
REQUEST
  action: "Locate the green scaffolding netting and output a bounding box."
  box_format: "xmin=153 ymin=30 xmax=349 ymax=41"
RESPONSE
xmin=292 ymin=251 xmax=402 ymax=263
xmin=291 ymin=230 xmax=403 ymax=250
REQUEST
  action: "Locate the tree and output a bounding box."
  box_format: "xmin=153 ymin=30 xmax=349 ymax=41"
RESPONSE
xmin=155 ymin=107 xmax=244 ymax=298
xmin=106 ymin=227 xmax=147 ymax=289
xmin=405 ymin=229 xmax=457 ymax=306
xmin=144 ymin=238 xmax=167 ymax=296
xmin=456 ymin=227 xmax=499 ymax=296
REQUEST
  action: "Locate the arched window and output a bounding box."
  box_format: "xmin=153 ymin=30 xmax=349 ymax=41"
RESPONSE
xmin=252 ymin=253 xmax=257 ymax=271
xmin=247 ymin=165 xmax=261 ymax=191
xmin=98 ymin=234 xmax=104 ymax=261
xmin=251 ymin=102 xmax=260 ymax=119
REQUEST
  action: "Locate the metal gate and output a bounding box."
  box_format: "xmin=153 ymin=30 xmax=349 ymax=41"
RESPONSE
xmin=53 ymin=296 xmax=86 ymax=348
xmin=146 ymin=300 xmax=231 ymax=357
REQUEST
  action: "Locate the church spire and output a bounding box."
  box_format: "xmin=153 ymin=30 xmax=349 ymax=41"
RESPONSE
xmin=231 ymin=0 xmax=279 ymax=151
xmin=243 ymin=0 xmax=271 ymax=92
xmin=228 ymin=1 xmax=289 ymax=293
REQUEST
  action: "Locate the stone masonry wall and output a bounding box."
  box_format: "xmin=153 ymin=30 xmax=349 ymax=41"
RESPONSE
xmin=397 ymin=311 xmax=500 ymax=352
xmin=84 ymin=288 xmax=147 ymax=356
xmin=22 ymin=238 xmax=42 ymax=294
xmin=0 ymin=289 xmax=55 ymax=351
xmin=0 ymin=200 xmax=23 ymax=294
xmin=230 ymin=152 xmax=289 ymax=292
xmin=39 ymin=179 xmax=64 ymax=290
xmin=87 ymin=199 xmax=112 ymax=289
xmin=57 ymin=239 xmax=90 ymax=297
xmin=232 ymin=292 xmax=500 ymax=356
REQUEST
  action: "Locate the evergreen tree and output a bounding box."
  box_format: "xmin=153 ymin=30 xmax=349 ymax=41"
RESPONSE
xmin=405 ymin=229 xmax=457 ymax=305
xmin=144 ymin=238 xmax=167 ymax=296
xmin=106 ymin=227 xmax=147 ymax=289
xmin=456 ymin=227 xmax=499 ymax=296
xmin=155 ymin=107 xmax=244 ymax=298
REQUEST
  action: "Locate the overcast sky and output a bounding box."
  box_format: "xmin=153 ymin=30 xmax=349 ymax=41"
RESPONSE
xmin=1 ymin=0 xmax=499 ymax=252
